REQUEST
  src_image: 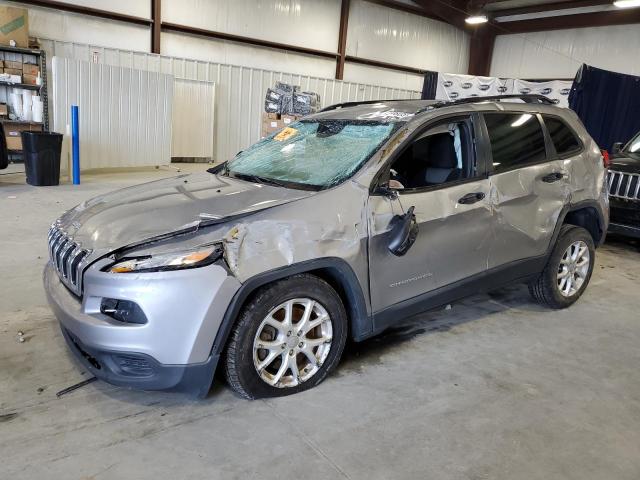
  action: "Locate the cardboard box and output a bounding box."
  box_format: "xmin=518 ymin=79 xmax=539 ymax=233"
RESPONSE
xmin=4 ymin=60 xmax=22 ymax=70
xmin=266 ymin=112 xmax=280 ymax=120
xmin=22 ymin=73 xmax=36 ymax=85
xmin=22 ymin=63 xmax=38 ymax=75
xmin=0 ymin=7 xmax=29 ymax=48
xmin=261 ymin=112 xmax=285 ymax=137
xmin=4 ymin=67 xmax=21 ymax=76
xmin=5 ymin=121 xmax=42 ymax=150
xmin=0 ymin=103 xmax=7 ymax=116
xmin=281 ymin=114 xmax=300 ymax=126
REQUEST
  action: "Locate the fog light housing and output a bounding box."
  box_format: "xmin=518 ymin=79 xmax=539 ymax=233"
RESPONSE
xmin=100 ymin=298 xmax=148 ymax=324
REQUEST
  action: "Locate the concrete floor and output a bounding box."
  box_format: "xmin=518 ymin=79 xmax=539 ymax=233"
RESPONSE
xmin=2 ymin=164 xmax=640 ymax=480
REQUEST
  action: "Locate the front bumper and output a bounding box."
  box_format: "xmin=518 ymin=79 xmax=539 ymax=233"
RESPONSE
xmin=608 ymin=200 xmax=640 ymax=238
xmin=44 ymin=260 xmax=241 ymax=395
xmin=608 ymin=222 xmax=640 ymax=239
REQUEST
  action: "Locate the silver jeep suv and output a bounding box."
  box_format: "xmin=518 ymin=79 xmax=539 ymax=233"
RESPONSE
xmin=44 ymin=95 xmax=609 ymax=399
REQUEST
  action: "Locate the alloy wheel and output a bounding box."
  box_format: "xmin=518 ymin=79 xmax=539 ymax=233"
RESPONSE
xmin=557 ymin=240 xmax=590 ymax=297
xmin=252 ymin=298 xmax=333 ymax=388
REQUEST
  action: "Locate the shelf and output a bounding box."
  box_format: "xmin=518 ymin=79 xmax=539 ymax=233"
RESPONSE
xmin=0 ymin=45 xmax=42 ymax=56
xmin=0 ymin=81 xmax=41 ymax=90
xmin=1 ymin=119 xmax=43 ymax=126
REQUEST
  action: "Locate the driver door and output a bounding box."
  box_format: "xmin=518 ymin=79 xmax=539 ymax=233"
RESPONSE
xmin=367 ymin=114 xmax=493 ymax=322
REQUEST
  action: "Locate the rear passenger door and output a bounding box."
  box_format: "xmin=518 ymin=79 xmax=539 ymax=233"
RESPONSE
xmin=482 ymin=112 xmax=571 ymax=268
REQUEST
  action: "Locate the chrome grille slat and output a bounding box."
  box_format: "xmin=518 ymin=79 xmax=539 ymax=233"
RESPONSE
xmin=608 ymin=170 xmax=640 ymax=201
xmin=47 ymin=224 xmax=91 ymax=296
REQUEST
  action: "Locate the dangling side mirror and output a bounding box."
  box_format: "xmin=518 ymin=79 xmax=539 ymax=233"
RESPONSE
xmin=612 ymin=142 xmax=623 ymax=154
xmin=388 ymin=206 xmax=419 ymax=256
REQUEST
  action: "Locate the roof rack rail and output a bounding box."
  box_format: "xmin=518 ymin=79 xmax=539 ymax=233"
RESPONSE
xmin=319 ymin=98 xmax=417 ymax=113
xmin=419 ymin=94 xmax=555 ymax=113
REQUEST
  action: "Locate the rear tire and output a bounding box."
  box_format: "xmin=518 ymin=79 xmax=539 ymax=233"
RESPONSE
xmin=223 ymin=274 xmax=347 ymax=399
xmin=528 ymin=225 xmax=595 ymax=309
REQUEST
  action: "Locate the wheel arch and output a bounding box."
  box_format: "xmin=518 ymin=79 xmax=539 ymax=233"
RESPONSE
xmin=561 ymin=200 xmax=606 ymax=247
xmin=210 ymin=258 xmax=371 ymax=357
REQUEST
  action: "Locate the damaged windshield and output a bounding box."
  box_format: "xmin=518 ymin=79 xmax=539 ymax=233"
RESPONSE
xmin=225 ymin=120 xmax=397 ymax=189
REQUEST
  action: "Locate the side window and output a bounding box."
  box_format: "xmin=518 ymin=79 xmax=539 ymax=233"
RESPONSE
xmin=484 ymin=113 xmax=547 ymax=173
xmin=388 ymin=119 xmax=476 ymax=190
xmin=543 ymin=116 xmax=581 ymax=156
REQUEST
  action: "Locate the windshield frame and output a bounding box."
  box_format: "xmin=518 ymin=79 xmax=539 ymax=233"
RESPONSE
xmin=223 ymin=119 xmax=404 ymax=191
xmin=623 ymin=131 xmax=640 ymax=156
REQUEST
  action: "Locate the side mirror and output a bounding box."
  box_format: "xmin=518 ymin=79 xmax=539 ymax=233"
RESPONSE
xmin=388 ymin=206 xmax=419 ymax=256
xmin=612 ymin=142 xmax=623 ymax=154
xmin=375 ymin=183 xmax=398 ymax=199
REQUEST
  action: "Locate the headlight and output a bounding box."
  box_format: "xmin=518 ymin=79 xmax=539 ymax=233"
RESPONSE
xmin=106 ymin=244 xmax=223 ymax=273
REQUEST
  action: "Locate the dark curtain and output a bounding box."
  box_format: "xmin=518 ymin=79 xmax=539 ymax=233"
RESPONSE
xmin=421 ymin=71 xmax=438 ymax=100
xmin=569 ymin=64 xmax=640 ymax=151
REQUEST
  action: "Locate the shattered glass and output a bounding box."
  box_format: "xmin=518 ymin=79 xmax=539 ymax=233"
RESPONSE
xmin=227 ymin=121 xmax=397 ymax=189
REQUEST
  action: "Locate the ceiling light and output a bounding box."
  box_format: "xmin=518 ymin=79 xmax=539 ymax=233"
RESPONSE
xmin=613 ymin=0 xmax=640 ymax=7
xmin=465 ymin=14 xmax=488 ymax=24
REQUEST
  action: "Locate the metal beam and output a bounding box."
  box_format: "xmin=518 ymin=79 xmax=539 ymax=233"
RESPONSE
xmin=161 ymin=23 xmax=339 ymax=60
xmin=412 ymin=0 xmax=469 ymax=30
xmin=151 ymin=0 xmax=161 ymax=54
xmin=492 ymin=0 xmax=612 ymax=18
xmin=467 ymin=29 xmax=495 ymax=76
xmin=14 ymin=0 xmax=152 ymax=26
xmin=345 ymin=55 xmax=427 ymax=75
xmin=335 ymin=0 xmax=350 ymax=80
xmin=496 ymin=8 xmax=640 ymax=33
xmin=361 ymin=0 xmax=444 ymax=23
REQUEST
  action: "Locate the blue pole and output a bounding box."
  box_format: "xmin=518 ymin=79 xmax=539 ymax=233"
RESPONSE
xmin=71 ymin=105 xmax=80 ymax=185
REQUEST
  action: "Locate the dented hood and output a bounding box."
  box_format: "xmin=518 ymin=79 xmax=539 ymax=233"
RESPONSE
xmin=58 ymin=172 xmax=315 ymax=250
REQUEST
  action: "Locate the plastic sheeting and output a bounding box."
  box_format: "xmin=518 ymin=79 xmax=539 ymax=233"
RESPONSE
xmin=490 ymin=25 xmax=640 ymax=80
xmin=162 ymin=0 xmax=341 ymax=52
xmin=346 ymin=0 xmax=470 ymax=74
xmin=432 ymin=72 xmax=572 ymax=107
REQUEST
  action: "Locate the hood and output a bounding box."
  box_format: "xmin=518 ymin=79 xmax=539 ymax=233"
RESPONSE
xmin=610 ymin=153 xmax=640 ymax=174
xmin=57 ymin=172 xmax=315 ymax=251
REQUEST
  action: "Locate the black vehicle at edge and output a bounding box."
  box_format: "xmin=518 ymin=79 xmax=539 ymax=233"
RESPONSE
xmin=607 ymin=131 xmax=640 ymax=238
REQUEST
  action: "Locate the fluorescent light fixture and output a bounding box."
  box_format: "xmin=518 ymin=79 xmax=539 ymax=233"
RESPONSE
xmin=511 ymin=114 xmax=533 ymax=127
xmin=465 ymin=14 xmax=488 ymax=24
xmin=613 ymin=0 xmax=640 ymax=7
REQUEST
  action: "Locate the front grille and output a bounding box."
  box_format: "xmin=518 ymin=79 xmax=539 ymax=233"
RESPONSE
xmin=48 ymin=224 xmax=91 ymax=296
xmin=608 ymin=170 xmax=640 ymax=200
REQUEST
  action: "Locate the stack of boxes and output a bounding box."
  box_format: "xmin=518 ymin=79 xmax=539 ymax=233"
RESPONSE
xmin=261 ymin=81 xmax=321 ymax=137
xmin=0 ymin=58 xmax=39 ymax=84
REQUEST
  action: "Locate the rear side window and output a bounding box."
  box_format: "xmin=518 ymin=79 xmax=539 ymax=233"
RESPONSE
xmin=543 ymin=116 xmax=581 ymax=156
xmin=484 ymin=113 xmax=547 ymax=173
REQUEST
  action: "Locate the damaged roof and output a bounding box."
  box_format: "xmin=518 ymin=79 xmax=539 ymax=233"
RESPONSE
xmin=308 ymin=99 xmax=437 ymax=122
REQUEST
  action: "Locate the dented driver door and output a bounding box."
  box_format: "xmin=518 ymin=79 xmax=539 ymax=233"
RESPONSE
xmin=367 ymin=181 xmax=493 ymax=315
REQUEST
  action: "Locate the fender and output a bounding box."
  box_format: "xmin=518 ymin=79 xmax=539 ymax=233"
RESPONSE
xmin=548 ymin=199 xmax=607 ymax=253
xmin=210 ymin=257 xmax=372 ymax=356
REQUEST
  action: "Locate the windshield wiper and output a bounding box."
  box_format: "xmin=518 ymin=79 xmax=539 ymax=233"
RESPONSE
xmin=231 ymin=172 xmax=288 ymax=188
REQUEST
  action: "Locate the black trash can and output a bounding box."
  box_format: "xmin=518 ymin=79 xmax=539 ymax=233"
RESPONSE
xmin=21 ymin=131 xmax=63 ymax=186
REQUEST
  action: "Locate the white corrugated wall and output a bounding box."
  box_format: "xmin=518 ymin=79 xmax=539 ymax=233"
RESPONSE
xmin=41 ymin=38 xmax=421 ymax=163
xmin=51 ymin=56 xmax=173 ymax=170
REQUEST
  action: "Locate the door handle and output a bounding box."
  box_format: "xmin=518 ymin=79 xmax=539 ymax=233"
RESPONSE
xmin=541 ymin=172 xmax=565 ymax=183
xmin=458 ymin=192 xmax=485 ymax=204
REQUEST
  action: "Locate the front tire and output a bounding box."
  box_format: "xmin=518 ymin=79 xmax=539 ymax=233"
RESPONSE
xmin=529 ymin=225 xmax=595 ymax=309
xmin=223 ymin=274 xmax=347 ymax=399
